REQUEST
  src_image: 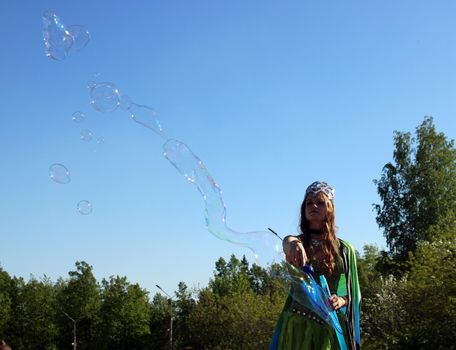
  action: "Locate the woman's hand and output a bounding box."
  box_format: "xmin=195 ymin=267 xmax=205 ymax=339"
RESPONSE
xmin=283 ymin=236 xmax=308 ymax=269
xmin=329 ymin=294 xmax=347 ymax=310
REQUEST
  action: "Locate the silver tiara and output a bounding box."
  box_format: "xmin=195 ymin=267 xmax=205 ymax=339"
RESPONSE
xmin=305 ymin=181 xmax=335 ymax=201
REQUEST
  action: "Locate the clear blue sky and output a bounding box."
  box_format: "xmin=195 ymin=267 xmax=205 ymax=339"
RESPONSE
xmin=1 ymin=0 xmax=455 ymax=296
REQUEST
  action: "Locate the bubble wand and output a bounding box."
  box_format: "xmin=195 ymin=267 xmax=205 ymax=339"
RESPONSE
xmin=267 ymin=227 xmax=283 ymax=240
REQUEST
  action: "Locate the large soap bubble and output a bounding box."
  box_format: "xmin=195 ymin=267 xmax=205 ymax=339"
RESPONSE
xmin=42 ymin=12 xmax=73 ymax=61
xmin=89 ymin=82 xmax=121 ymax=113
xmin=42 ymin=12 xmax=90 ymax=61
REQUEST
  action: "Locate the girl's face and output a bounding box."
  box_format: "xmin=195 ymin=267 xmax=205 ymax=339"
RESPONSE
xmin=304 ymin=192 xmax=328 ymax=229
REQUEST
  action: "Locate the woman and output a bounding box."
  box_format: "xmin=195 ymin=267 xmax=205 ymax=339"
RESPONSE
xmin=270 ymin=181 xmax=360 ymax=350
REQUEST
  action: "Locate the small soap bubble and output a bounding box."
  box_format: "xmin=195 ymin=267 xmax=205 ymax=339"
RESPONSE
xmin=42 ymin=12 xmax=73 ymax=61
xmin=129 ymin=103 xmax=164 ymax=137
xmin=72 ymin=111 xmax=85 ymax=123
xmin=89 ymin=82 xmax=121 ymax=113
xmin=77 ymin=200 xmax=92 ymax=215
xmin=96 ymin=136 xmax=105 ymax=144
xmin=119 ymin=95 xmax=133 ymax=110
xmin=49 ymin=163 xmax=71 ymax=184
xmin=87 ymin=80 xmax=97 ymax=89
xmin=66 ymin=25 xmax=90 ymax=53
xmin=80 ymin=129 xmax=93 ymax=141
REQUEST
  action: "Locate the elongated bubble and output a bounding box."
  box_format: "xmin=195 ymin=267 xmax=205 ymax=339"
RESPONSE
xmin=67 ymin=25 xmax=91 ymax=53
xmin=49 ymin=163 xmax=71 ymax=184
xmin=89 ymin=82 xmax=120 ymax=113
xmin=129 ymin=103 xmax=164 ymax=137
xmin=42 ymin=12 xmax=73 ymax=61
xmin=119 ymin=95 xmax=132 ymax=110
xmin=163 ymin=139 xmax=280 ymax=265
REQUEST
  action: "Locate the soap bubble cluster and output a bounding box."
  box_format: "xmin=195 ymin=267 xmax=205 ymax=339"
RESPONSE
xmin=42 ymin=12 xmax=90 ymax=61
xmin=44 ymin=13 xmax=278 ymax=259
xmin=88 ymin=81 xmax=165 ymax=138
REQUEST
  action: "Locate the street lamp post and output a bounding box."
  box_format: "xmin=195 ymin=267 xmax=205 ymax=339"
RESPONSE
xmin=62 ymin=311 xmax=77 ymax=350
xmin=156 ymin=284 xmax=173 ymax=350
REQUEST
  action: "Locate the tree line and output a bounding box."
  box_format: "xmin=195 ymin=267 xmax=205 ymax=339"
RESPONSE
xmin=0 ymin=257 xmax=289 ymax=350
xmin=1 ymin=117 xmax=454 ymax=349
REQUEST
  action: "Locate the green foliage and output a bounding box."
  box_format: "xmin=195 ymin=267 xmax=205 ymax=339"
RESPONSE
xmin=360 ymin=240 xmax=456 ymax=349
xmin=356 ymin=244 xmax=381 ymax=299
xmin=0 ymin=247 xmax=451 ymax=349
xmin=361 ymin=275 xmax=408 ymax=349
xmin=188 ymin=288 xmax=284 ymax=349
xmin=97 ymin=276 xmax=151 ymax=349
xmin=365 ymin=117 xmax=456 ymax=348
xmin=401 ymin=239 xmax=456 ymax=349
xmin=209 ymin=255 xmax=253 ymax=296
xmin=9 ymin=277 xmax=58 ymax=350
xmin=374 ymin=117 xmax=456 ymax=260
xmin=55 ymin=261 xmax=100 ymax=350
xmin=149 ymin=292 xmax=172 ymax=349
xmin=173 ymin=281 xmax=196 ymax=348
xmin=0 ymin=268 xmax=13 ymax=336
xmin=187 ymin=256 xmax=288 ymax=349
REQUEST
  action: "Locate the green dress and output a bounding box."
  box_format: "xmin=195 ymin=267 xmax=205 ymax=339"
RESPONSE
xmin=270 ymin=239 xmax=361 ymax=350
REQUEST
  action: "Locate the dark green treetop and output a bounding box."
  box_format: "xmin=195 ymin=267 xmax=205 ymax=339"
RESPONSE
xmin=374 ymin=117 xmax=456 ymax=260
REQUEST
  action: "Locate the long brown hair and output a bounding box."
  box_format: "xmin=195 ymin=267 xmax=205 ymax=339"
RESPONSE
xmin=299 ymin=192 xmax=339 ymax=274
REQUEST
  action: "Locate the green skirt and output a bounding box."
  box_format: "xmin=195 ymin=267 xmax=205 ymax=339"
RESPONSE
xmin=277 ymin=311 xmax=347 ymax=350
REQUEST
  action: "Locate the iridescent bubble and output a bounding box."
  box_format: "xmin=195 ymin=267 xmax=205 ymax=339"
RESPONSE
xmin=80 ymin=129 xmax=93 ymax=141
xmin=163 ymin=139 xmax=280 ymax=265
xmin=119 ymin=95 xmax=133 ymax=110
xmin=287 ymin=266 xmax=346 ymax=347
xmin=96 ymin=136 xmax=105 ymax=144
xmin=42 ymin=12 xmax=73 ymax=61
xmin=89 ymin=82 xmax=121 ymax=113
xmin=49 ymin=163 xmax=71 ymax=184
xmin=77 ymin=200 xmax=92 ymax=215
xmin=66 ymin=25 xmax=91 ymax=53
xmin=72 ymin=111 xmax=85 ymax=123
xmin=130 ymin=103 xmax=164 ymax=137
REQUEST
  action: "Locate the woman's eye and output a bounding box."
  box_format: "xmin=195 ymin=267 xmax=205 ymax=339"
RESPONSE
xmin=306 ymin=201 xmax=324 ymax=207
